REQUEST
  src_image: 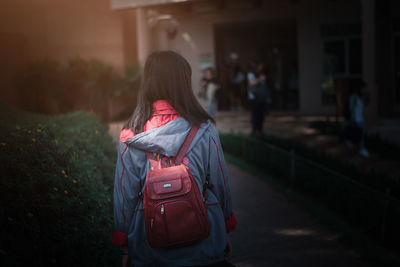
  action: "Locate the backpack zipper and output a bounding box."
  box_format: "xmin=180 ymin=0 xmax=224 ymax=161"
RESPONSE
xmin=150 ymin=204 xmax=164 ymax=230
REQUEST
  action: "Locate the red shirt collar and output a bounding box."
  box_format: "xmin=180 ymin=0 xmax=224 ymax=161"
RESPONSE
xmin=152 ymin=100 xmax=179 ymax=115
xmin=120 ymin=100 xmax=180 ymax=142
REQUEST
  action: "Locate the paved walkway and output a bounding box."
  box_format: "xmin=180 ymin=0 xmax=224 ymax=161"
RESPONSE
xmin=227 ymin=162 xmax=367 ymax=266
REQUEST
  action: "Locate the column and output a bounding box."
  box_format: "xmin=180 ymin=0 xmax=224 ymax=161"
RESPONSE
xmin=136 ymin=7 xmax=150 ymax=67
xmin=362 ymin=0 xmax=379 ymax=125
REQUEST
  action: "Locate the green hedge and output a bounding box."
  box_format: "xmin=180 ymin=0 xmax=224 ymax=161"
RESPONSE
xmin=259 ymin=133 xmax=400 ymax=199
xmin=220 ymin=133 xmax=400 ymax=254
xmin=0 ymin=106 xmax=119 ymax=266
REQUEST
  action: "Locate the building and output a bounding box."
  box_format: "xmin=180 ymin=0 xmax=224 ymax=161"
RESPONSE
xmin=111 ymin=0 xmax=400 ymax=125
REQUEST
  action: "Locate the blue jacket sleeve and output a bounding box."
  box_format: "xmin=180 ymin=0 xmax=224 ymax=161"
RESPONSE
xmin=207 ymin=126 xmax=237 ymax=233
xmin=112 ymin=141 xmax=144 ymax=245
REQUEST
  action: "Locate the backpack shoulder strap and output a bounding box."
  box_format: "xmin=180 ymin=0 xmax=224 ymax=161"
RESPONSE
xmin=174 ymin=124 xmax=200 ymax=165
xmin=145 ymin=124 xmax=200 ymax=169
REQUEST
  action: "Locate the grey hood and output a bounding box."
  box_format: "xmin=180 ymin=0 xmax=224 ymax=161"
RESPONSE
xmin=124 ymin=117 xmax=212 ymax=157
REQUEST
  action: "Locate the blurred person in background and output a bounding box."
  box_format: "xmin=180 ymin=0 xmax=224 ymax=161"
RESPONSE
xmin=230 ymin=64 xmax=246 ymax=111
xmin=344 ymin=81 xmax=370 ymax=158
xmin=200 ymin=67 xmax=219 ymax=117
xmin=247 ymin=62 xmax=271 ymax=136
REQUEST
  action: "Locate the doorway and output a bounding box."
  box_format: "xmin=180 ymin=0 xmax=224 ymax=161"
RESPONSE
xmin=214 ymin=20 xmax=299 ymax=111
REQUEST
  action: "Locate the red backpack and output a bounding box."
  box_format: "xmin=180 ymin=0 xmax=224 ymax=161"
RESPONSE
xmin=143 ymin=125 xmax=210 ymax=249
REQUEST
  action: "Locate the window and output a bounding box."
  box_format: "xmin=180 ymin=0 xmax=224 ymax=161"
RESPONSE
xmin=320 ymin=23 xmax=362 ymax=105
xmin=323 ymin=38 xmax=362 ymax=77
xmin=324 ymin=40 xmax=346 ymax=75
xmin=349 ymin=38 xmax=362 ymax=75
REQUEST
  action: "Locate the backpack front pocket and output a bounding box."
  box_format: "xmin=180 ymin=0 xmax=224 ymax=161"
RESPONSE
xmin=150 ymin=200 xmax=207 ymax=248
xmin=147 ymin=165 xmax=192 ymax=200
xmin=149 ymin=203 xmax=169 ymax=247
xmin=164 ymin=200 xmax=206 ymax=246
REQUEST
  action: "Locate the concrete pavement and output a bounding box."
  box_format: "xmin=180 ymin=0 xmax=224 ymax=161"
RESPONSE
xmin=227 ymin=162 xmax=367 ymax=267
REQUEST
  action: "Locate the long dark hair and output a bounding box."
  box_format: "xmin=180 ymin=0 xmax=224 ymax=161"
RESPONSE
xmin=124 ymin=50 xmax=215 ymax=133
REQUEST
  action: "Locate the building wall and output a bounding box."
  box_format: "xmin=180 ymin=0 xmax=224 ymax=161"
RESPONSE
xmin=145 ymin=0 xmax=361 ymax=114
xmin=0 ymin=0 xmax=126 ymax=106
xmin=377 ymin=0 xmax=400 ymax=117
